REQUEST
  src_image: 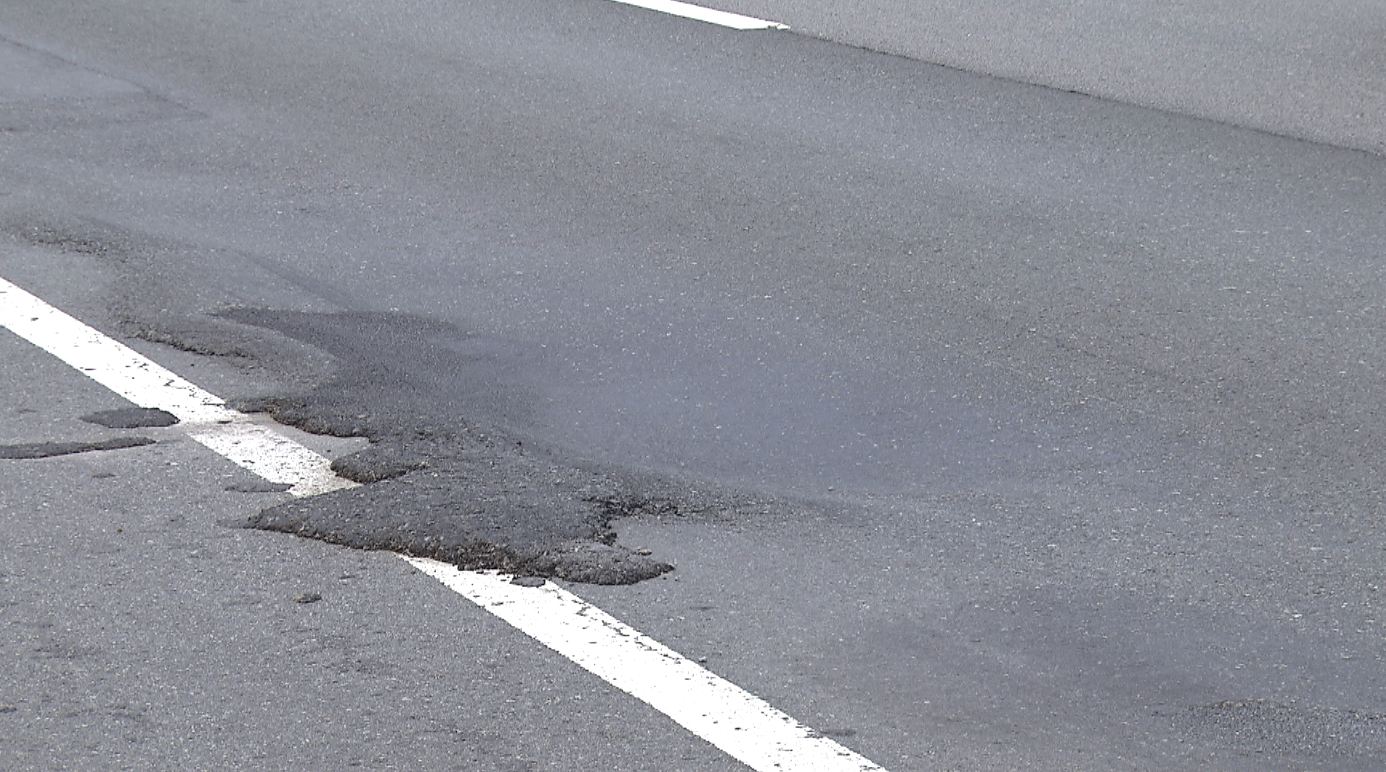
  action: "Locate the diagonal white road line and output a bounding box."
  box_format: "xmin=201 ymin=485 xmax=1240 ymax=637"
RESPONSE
xmin=0 ymin=274 xmax=886 ymax=772
xmin=605 ymin=0 xmax=788 ymax=30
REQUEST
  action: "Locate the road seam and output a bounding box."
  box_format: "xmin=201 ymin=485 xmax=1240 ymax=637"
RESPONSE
xmin=0 ymin=274 xmax=884 ymax=772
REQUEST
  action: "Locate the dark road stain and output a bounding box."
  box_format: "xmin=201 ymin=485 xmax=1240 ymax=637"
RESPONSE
xmin=183 ymin=308 xmax=788 ymax=584
xmin=81 ymin=407 xmax=179 ymax=429
xmin=0 ymin=436 xmax=155 ymax=459
xmin=224 ymin=480 xmax=293 ymax=494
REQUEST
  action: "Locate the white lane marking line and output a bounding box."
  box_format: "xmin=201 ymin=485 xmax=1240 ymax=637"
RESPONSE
xmin=0 ymin=273 xmax=886 ymax=772
xmin=409 ymin=557 xmax=885 ymax=772
xmin=0 ymin=279 xmax=234 ymax=424
xmin=0 ymin=277 xmax=351 ymax=496
xmin=605 ymin=0 xmax=788 ymax=30
xmin=189 ymin=422 xmax=354 ymax=497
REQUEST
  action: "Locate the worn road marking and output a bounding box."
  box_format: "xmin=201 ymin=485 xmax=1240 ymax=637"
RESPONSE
xmin=606 ymin=0 xmax=788 ymax=30
xmin=0 ymin=274 xmax=885 ymax=772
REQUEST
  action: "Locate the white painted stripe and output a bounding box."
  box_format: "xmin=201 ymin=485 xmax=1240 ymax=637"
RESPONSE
xmin=605 ymin=0 xmax=788 ymax=30
xmin=189 ymin=423 xmax=356 ymax=497
xmin=407 ymin=557 xmax=885 ymax=772
xmin=0 ymin=278 xmax=235 ymax=424
xmin=0 ymin=276 xmax=351 ymax=494
xmin=0 ymin=273 xmax=886 ymax=772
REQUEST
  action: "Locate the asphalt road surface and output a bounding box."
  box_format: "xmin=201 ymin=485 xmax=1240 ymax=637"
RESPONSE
xmin=2 ymin=0 xmax=1385 ymax=769
xmin=707 ymin=0 xmax=1386 ymax=155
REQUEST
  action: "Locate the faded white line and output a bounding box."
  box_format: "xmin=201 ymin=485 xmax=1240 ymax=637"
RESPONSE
xmin=0 ymin=273 xmax=885 ymax=772
xmin=606 ymin=0 xmax=788 ymax=30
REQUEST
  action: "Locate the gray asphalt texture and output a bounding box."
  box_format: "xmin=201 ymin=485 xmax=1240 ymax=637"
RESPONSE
xmin=0 ymin=277 xmax=739 ymax=772
xmin=2 ymin=0 xmax=1386 ymax=767
xmin=709 ymin=0 xmax=1386 ymax=155
xmin=0 ymin=379 xmax=736 ymax=771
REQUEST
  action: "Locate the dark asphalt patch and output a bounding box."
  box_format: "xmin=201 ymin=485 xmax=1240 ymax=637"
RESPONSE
xmin=3 ymin=216 xmax=688 ymax=582
xmin=239 ymin=422 xmax=680 ymax=584
xmin=224 ymin=480 xmax=293 ymax=493
xmin=80 ymin=407 xmax=179 ymax=428
xmin=12 ymin=218 xmax=798 ymax=583
xmin=178 ymin=308 xmax=788 ymax=585
xmin=0 ymin=436 xmax=156 ymax=459
xmin=328 ymin=446 xmax=427 ymax=483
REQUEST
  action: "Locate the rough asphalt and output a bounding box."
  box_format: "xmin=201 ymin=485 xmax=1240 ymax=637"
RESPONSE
xmin=2 ymin=0 xmax=1385 ymax=767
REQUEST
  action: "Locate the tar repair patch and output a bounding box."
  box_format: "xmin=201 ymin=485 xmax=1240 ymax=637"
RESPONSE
xmin=81 ymin=407 xmax=180 ymax=428
xmin=166 ymin=308 xmax=792 ymax=585
xmin=0 ymin=436 xmax=156 ymax=459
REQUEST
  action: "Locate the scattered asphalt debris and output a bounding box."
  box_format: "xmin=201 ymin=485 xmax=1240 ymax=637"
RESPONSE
xmin=80 ymin=407 xmax=179 ymax=428
xmin=13 ymin=223 xmax=108 ymax=255
xmin=0 ymin=436 xmax=155 ymax=459
xmin=224 ymin=480 xmax=293 ymax=493
xmin=158 ymin=308 xmax=793 ymax=585
xmin=292 ymin=592 xmax=322 ymax=604
xmin=510 ymin=576 xmax=546 ymax=587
